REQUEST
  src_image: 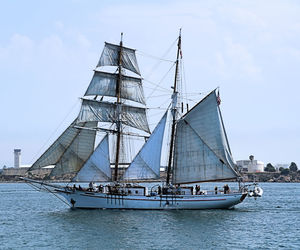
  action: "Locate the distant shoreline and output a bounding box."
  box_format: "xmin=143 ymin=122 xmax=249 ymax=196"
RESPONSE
xmin=1 ymin=172 xmax=300 ymax=183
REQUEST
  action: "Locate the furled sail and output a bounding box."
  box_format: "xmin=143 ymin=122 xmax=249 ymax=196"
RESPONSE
xmin=77 ymin=99 xmax=150 ymax=133
xmin=122 ymin=112 xmax=167 ymax=180
xmin=97 ymin=42 xmax=140 ymax=75
xmin=72 ymin=134 xmax=111 ymax=182
xmin=84 ymin=71 xmax=145 ymax=104
xmin=172 ymin=90 xmax=238 ymax=184
xmin=29 ymin=120 xmax=97 ymax=172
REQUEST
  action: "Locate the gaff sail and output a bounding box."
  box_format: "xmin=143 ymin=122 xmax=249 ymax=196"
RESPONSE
xmin=172 ymin=90 xmax=239 ymax=184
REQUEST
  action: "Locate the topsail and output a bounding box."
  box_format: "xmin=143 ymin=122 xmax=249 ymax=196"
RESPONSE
xmin=85 ymin=71 xmax=145 ymax=104
xmin=77 ymin=99 xmax=150 ymax=133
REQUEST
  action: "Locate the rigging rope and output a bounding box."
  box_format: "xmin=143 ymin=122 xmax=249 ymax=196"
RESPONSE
xmin=30 ymin=100 xmax=80 ymax=164
xmin=146 ymin=62 xmax=176 ymax=100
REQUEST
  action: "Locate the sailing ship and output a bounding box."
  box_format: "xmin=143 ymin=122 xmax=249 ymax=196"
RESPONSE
xmin=23 ymin=31 xmax=261 ymax=209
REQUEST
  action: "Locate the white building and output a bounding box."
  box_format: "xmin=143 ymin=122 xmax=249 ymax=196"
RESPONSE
xmin=236 ymin=160 xmax=265 ymax=173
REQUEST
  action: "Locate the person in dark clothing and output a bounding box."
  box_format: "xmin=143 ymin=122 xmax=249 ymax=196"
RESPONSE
xmin=158 ymin=185 xmax=161 ymax=195
xmin=224 ymin=184 xmax=229 ymax=194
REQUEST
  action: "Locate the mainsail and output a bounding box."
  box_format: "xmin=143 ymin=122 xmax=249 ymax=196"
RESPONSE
xmin=28 ymin=120 xmax=97 ymax=177
xmin=72 ymin=134 xmax=111 ymax=182
xmin=122 ymin=111 xmax=168 ymax=180
xmin=172 ymin=90 xmax=238 ymax=184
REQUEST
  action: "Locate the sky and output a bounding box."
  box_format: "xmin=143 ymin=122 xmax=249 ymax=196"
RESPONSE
xmin=0 ymin=0 xmax=299 ymax=168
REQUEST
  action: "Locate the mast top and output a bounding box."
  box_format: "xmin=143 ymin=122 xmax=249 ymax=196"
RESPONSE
xmin=120 ymin=32 xmax=123 ymax=46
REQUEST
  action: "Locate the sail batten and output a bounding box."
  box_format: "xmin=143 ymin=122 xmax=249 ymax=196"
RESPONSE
xmin=173 ymin=90 xmax=238 ymax=184
xmin=77 ymin=99 xmax=150 ymax=133
xmin=97 ymin=42 xmax=140 ymax=75
xmin=122 ymin=112 xmax=168 ymax=180
xmin=85 ymin=71 xmax=145 ymax=104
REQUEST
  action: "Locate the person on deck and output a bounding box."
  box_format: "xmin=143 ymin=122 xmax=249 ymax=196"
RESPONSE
xmin=224 ymin=184 xmax=230 ymax=194
xmin=158 ymin=185 xmax=161 ymax=195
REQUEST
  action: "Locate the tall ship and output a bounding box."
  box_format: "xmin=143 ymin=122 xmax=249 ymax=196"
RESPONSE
xmin=23 ymin=31 xmax=261 ymax=209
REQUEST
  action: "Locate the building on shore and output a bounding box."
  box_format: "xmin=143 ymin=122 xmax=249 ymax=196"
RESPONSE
xmin=14 ymin=149 xmax=21 ymax=168
xmin=236 ymin=160 xmax=265 ymax=173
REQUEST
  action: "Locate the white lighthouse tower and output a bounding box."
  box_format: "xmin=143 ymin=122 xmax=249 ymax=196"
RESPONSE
xmin=14 ymin=149 xmax=21 ymax=168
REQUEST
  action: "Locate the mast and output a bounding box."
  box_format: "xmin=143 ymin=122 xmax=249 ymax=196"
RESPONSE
xmin=166 ymin=29 xmax=181 ymax=185
xmin=114 ymin=33 xmax=123 ymax=182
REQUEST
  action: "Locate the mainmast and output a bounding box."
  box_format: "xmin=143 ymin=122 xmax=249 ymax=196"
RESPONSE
xmin=166 ymin=29 xmax=181 ymax=185
xmin=114 ymin=33 xmax=123 ymax=182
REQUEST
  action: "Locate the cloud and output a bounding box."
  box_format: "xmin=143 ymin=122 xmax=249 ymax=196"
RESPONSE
xmin=215 ymin=38 xmax=261 ymax=79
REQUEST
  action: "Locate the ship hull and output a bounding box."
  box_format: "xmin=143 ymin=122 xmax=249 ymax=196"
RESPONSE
xmin=56 ymin=190 xmax=247 ymax=210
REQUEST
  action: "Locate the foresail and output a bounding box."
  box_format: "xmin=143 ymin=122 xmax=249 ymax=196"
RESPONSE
xmin=85 ymin=71 xmax=145 ymax=104
xmin=122 ymin=112 xmax=167 ymax=180
xmin=77 ymin=99 xmax=150 ymax=133
xmin=29 ymin=120 xmax=96 ymax=171
xmin=73 ymin=134 xmax=111 ymax=182
xmin=173 ymin=90 xmax=238 ymax=184
xmin=97 ymin=42 xmax=140 ymax=75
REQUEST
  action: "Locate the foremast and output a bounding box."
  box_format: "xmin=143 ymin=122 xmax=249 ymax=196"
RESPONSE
xmin=66 ymin=34 xmax=150 ymax=182
xmin=114 ymin=33 xmax=124 ymax=182
xmin=166 ymin=29 xmax=182 ymax=185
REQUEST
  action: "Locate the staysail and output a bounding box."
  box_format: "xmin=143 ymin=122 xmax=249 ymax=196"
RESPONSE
xmin=72 ymin=134 xmax=111 ymax=182
xmin=28 ymin=120 xmax=97 ymax=177
xmin=77 ymin=99 xmax=150 ymax=133
xmin=172 ymin=90 xmax=238 ymax=184
xmin=122 ymin=111 xmax=167 ymax=180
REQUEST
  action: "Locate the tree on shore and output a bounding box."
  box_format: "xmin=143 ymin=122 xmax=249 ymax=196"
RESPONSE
xmin=281 ymin=168 xmax=290 ymax=176
xmin=289 ymin=162 xmax=298 ymax=172
xmin=264 ymin=163 xmax=276 ymax=172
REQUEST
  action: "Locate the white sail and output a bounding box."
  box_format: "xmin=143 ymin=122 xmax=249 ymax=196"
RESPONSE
xmin=49 ymin=122 xmax=97 ymax=177
xmin=97 ymin=42 xmax=140 ymax=75
xmin=173 ymin=90 xmax=238 ymax=184
xmin=77 ymin=99 xmax=150 ymax=133
xmin=85 ymin=71 xmax=145 ymax=104
xmin=122 ymin=112 xmax=167 ymax=180
xmin=29 ymin=120 xmax=97 ymax=172
xmin=73 ymin=134 xmax=111 ymax=182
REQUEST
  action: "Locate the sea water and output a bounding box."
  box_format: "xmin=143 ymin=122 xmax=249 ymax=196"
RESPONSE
xmin=0 ymin=182 xmax=299 ymax=249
